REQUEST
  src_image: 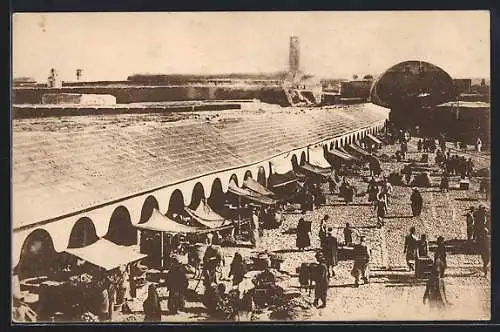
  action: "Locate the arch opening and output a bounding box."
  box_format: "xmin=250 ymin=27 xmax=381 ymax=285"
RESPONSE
xmin=17 ymin=229 xmax=57 ymax=280
xmin=139 ymin=195 xmax=160 ymax=224
xmin=291 ymin=154 xmax=299 ymax=170
xmin=105 ymin=206 xmax=136 ymax=246
xmin=243 ymin=170 xmax=253 ymax=181
xmin=229 ymin=174 xmax=239 ymax=187
xmin=189 ymin=182 xmax=206 ymax=210
xmin=208 ymin=178 xmax=225 ymax=212
xmin=68 ymin=217 xmax=99 ymax=249
xmin=257 ymin=166 xmax=267 ymax=187
xmin=300 ymin=151 xmax=307 ymax=166
xmin=167 ymin=189 xmax=185 ymax=218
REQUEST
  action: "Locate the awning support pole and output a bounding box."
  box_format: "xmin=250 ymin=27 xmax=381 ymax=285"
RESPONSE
xmin=160 ymin=231 xmax=164 ymax=270
xmin=237 ymin=196 xmax=241 ymax=236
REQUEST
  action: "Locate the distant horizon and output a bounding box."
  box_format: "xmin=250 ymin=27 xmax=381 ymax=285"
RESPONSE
xmin=13 ymin=11 xmax=490 ymax=82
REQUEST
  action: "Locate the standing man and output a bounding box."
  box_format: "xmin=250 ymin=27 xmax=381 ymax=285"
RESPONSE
xmin=323 ymin=227 xmax=339 ymax=278
xmin=250 ymin=209 xmax=260 ymax=248
xmin=410 ymin=188 xmax=423 ymax=217
xmin=319 ymin=215 xmax=329 ymax=250
xmin=343 ymin=222 xmax=354 ymax=247
xmin=313 ymin=254 xmax=329 ymax=308
xmin=434 ymin=236 xmax=447 ymax=278
xmin=374 ymin=191 xmax=388 ymax=228
xmin=465 ymin=207 xmax=475 ymax=242
xmin=404 ymin=227 xmax=419 ymax=271
xmin=296 ymin=217 xmax=311 ymax=251
xmin=351 ymin=236 xmax=371 ymax=287
xmin=477 ymin=227 xmax=490 ymax=277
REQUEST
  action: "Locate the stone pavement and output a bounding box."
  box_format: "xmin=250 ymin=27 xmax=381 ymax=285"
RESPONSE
xmin=114 ymin=137 xmax=490 ymax=322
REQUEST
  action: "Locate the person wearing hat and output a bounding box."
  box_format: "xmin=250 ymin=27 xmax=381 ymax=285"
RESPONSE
xmin=434 ymin=236 xmax=447 ymax=278
xmin=343 ymin=222 xmax=354 ymax=247
xmin=410 ymin=187 xmax=423 ymax=217
xmin=465 ymin=207 xmax=475 ymax=241
xmin=323 ymin=227 xmax=339 ymax=278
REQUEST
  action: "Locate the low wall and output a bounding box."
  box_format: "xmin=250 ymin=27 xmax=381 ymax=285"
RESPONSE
xmin=13 ymin=86 xmax=291 ymax=106
xmin=12 ymin=103 xmax=241 ymax=119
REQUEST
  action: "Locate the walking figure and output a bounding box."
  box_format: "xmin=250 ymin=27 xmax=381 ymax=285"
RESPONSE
xmin=423 ymin=268 xmax=450 ymax=311
xmin=404 ymin=227 xmax=419 ymax=271
xmin=351 ymin=236 xmax=371 ymax=287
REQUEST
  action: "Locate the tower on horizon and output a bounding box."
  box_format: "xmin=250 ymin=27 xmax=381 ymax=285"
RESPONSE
xmin=289 ymin=36 xmax=300 ymax=77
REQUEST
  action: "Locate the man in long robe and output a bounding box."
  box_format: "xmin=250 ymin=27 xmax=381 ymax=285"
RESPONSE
xmin=410 ymin=188 xmax=423 ymax=217
xmin=313 ymin=255 xmax=329 ymax=308
xmin=323 ymin=228 xmax=339 ymax=278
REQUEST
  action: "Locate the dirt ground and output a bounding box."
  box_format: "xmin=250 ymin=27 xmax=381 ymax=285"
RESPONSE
xmin=98 ymin=134 xmax=488 ymax=323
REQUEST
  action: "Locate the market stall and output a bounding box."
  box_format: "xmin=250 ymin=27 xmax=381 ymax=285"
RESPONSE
xmin=35 ymin=239 xmax=146 ymax=321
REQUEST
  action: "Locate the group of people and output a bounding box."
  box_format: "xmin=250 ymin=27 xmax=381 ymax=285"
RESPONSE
xmin=367 ymin=177 xmax=393 ymax=227
xmin=464 ymin=205 xmax=491 ymax=276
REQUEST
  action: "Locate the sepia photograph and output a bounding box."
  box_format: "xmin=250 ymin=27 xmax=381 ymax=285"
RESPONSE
xmin=11 ymin=11 xmax=491 ymax=323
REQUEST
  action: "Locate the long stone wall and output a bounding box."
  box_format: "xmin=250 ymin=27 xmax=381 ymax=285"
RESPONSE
xmin=13 ymin=86 xmax=291 ymax=106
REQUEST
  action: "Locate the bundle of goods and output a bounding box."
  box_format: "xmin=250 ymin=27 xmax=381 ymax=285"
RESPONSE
xmin=69 ymin=273 xmax=94 ymax=286
xmin=81 ymin=312 xmax=99 ymax=322
xmin=269 ymin=296 xmax=312 ymax=320
xmin=387 ymin=172 xmax=404 ymax=186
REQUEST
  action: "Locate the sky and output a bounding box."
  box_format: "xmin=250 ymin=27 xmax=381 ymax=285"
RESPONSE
xmin=12 ymin=11 xmax=490 ymax=82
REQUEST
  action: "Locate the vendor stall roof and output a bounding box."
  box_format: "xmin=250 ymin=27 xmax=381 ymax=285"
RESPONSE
xmin=243 ymin=178 xmax=275 ymax=197
xmin=326 ymin=149 xmax=354 ymax=161
xmin=366 ymin=133 xmax=382 ymax=145
xmin=228 ymin=180 xmax=277 ymax=205
xmin=308 ymin=147 xmax=332 ymax=169
xmin=268 ymin=171 xmax=298 ymax=188
xmin=135 ymin=209 xmax=202 ymax=233
xmin=300 ymin=162 xmax=331 ymax=177
xmin=338 ymin=146 xmax=360 ymax=161
xmin=184 ymin=200 xmax=232 ymax=229
xmin=348 ymin=143 xmax=371 ymax=157
xmin=64 ymin=239 xmax=146 ymax=271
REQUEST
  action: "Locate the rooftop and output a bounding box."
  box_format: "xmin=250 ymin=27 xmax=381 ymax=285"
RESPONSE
xmin=12 ymin=103 xmax=388 ymax=229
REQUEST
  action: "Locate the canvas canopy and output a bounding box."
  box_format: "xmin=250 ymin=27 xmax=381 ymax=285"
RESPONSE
xmin=64 ymin=239 xmax=147 ymax=271
xmin=184 ymin=200 xmax=232 ymax=229
xmin=300 ymin=162 xmax=331 ymax=178
xmin=338 ymin=146 xmax=361 ymax=161
xmin=135 ymin=209 xmax=202 ymax=233
xmin=228 ymin=180 xmax=277 ymax=205
xmin=270 ymin=154 xmax=293 ymax=174
xmin=308 ymin=147 xmax=332 ymax=168
xmin=326 ymin=149 xmax=354 ymax=161
xmin=268 ymin=171 xmax=298 ymax=188
xmin=348 ymin=143 xmax=371 ymax=157
xmin=366 ymin=133 xmax=382 ymax=145
xmin=243 ymin=178 xmax=275 ymax=197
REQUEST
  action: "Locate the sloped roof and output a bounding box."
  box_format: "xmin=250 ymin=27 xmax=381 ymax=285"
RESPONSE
xmin=12 ymin=103 xmax=388 ymax=228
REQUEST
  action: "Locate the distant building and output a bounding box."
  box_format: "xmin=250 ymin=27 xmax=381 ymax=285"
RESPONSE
xmin=13 ymin=77 xmax=37 ymax=87
xmin=453 ymin=78 xmax=472 ymax=95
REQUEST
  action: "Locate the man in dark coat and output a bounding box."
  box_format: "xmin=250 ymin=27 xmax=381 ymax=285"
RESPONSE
xmin=165 ymin=260 xmax=189 ymax=314
xmin=296 ymin=217 xmax=311 ymax=251
xmin=477 ymin=227 xmax=490 ymax=277
xmin=465 ymin=207 xmax=475 ymax=241
xmin=312 ymin=254 xmax=329 ymax=308
xmin=410 ymin=188 xmax=423 ymax=217
xmin=323 ymin=228 xmax=339 ymax=278
xmin=434 ymin=236 xmax=447 ymax=278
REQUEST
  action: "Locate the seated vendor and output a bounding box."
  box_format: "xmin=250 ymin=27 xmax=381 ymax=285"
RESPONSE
xmin=253 ymin=267 xmax=276 ymax=288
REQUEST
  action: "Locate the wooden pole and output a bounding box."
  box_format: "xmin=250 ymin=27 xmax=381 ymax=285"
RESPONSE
xmin=160 ymin=232 xmax=164 ymax=270
xmin=237 ymin=196 xmax=241 ymax=236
